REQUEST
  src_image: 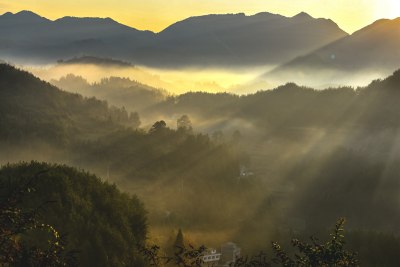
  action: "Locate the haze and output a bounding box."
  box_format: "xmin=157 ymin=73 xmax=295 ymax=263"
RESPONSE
xmin=2 ymin=1 xmax=400 ymax=266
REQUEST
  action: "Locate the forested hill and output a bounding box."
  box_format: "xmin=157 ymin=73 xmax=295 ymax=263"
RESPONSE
xmin=0 ymin=64 xmax=139 ymax=146
xmin=0 ymin=161 xmax=147 ymax=266
xmin=6 ymin=62 xmax=400 ymax=146
xmin=3 ymin=61 xmax=400 ymax=265
xmin=51 ymin=74 xmax=168 ymax=113
xmin=149 ymin=69 xmax=400 ymax=131
xmin=0 ymin=64 xmax=245 ymax=236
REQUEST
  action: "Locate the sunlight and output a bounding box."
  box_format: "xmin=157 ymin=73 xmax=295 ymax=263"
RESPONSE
xmin=25 ymin=63 xmax=271 ymax=95
xmin=374 ymin=0 xmax=400 ymax=19
xmin=3 ymin=1 xmax=400 ymax=264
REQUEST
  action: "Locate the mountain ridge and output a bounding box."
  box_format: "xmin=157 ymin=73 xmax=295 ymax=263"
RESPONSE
xmin=261 ymin=15 xmax=400 ymax=88
xmin=0 ymin=10 xmax=348 ymax=67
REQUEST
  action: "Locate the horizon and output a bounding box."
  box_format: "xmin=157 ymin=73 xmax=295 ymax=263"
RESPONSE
xmin=2 ymin=8 xmax=400 ymax=35
xmin=1 ymin=0 xmax=400 ymax=34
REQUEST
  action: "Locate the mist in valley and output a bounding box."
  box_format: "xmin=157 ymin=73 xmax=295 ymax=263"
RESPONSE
xmin=2 ymin=61 xmax=400 ymax=265
xmin=25 ymin=61 xmax=272 ymax=95
xmin=2 ymin=6 xmax=400 ymax=266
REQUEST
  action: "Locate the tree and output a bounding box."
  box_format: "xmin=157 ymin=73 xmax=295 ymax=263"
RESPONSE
xmin=174 ymin=229 xmax=185 ymax=252
xmin=0 ymin=171 xmax=77 ymax=266
xmin=0 ymin=162 xmax=148 ymax=266
xmin=177 ymin=115 xmax=193 ymax=133
xmin=129 ymin=111 xmax=141 ymax=129
xmin=140 ymin=219 xmax=359 ymax=267
xmin=231 ymin=219 xmax=359 ymax=266
xmin=149 ymin=120 xmax=167 ymax=133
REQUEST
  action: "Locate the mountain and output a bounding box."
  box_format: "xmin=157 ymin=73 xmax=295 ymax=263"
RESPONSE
xmin=265 ymin=17 xmax=400 ymax=87
xmin=136 ymin=12 xmax=347 ymax=67
xmin=0 ymin=11 xmax=155 ymax=64
xmin=0 ymin=10 xmax=49 ymax=25
xmin=0 ymin=11 xmax=347 ymax=67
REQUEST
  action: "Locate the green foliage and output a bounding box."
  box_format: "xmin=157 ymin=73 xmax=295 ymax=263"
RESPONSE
xmin=231 ymin=252 xmax=271 ymax=267
xmin=141 ymin=221 xmax=358 ymax=267
xmin=51 ymin=74 xmax=167 ymax=114
xmin=139 ymin=219 xmax=358 ymax=267
xmin=4 ymin=63 xmax=400 ymax=265
xmin=149 ymin=120 xmax=167 ymax=134
xmin=271 ymin=218 xmax=358 ymax=267
xmin=168 ymin=245 xmax=207 ymax=267
xmin=147 ymin=70 xmax=400 ymax=131
xmin=0 ymin=162 xmax=148 ymax=266
xmin=173 ymin=229 xmax=185 ymax=253
xmin=176 ymin=115 xmax=192 ymax=133
xmin=0 ymin=171 xmax=77 ymax=266
xmin=0 ymin=64 xmax=137 ymax=146
xmin=138 ymin=245 xmax=163 ymax=267
xmin=139 ymin=243 xmax=207 ymax=267
xmin=73 ymin=125 xmax=243 ymax=229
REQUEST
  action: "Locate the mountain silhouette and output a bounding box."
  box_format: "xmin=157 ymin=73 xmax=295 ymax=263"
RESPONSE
xmin=0 ymin=11 xmax=347 ymax=67
xmin=266 ymin=16 xmax=400 ymax=86
xmin=0 ymin=11 xmax=154 ymax=64
xmin=135 ymin=12 xmax=347 ymax=67
xmin=0 ymin=10 xmax=49 ymax=24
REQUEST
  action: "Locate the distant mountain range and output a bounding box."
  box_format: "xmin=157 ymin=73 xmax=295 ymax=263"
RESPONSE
xmin=3 ymin=10 xmax=400 ymax=84
xmin=0 ymin=10 xmax=347 ymax=67
xmin=134 ymin=12 xmax=347 ymax=67
xmin=265 ymin=17 xmax=400 ymax=86
xmin=0 ymin=11 xmax=154 ymax=64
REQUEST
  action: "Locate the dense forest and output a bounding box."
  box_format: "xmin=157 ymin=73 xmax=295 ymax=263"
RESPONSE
xmin=0 ymin=64 xmax=140 ymax=147
xmin=2 ymin=64 xmax=400 ymax=265
xmin=51 ymin=74 xmax=167 ymax=114
xmin=145 ymin=69 xmax=400 ymax=131
xmin=0 ymin=162 xmax=147 ymax=266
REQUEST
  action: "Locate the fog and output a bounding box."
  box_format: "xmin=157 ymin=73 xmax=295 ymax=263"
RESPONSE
xmin=3 ymin=7 xmax=400 ymax=265
xmin=3 ymin=60 xmax=400 ymax=265
xmin=262 ymin=66 xmax=395 ymax=89
xmin=22 ymin=60 xmax=398 ymax=100
xmin=23 ymin=62 xmax=274 ymax=95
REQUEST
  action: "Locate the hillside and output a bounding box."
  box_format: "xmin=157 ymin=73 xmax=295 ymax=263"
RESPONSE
xmin=0 ymin=64 xmax=139 ymax=146
xmin=147 ymin=69 xmax=400 ymax=132
xmin=3 ymin=65 xmax=400 ymax=265
xmin=0 ymin=65 xmax=248 ymax=241
xmin=51 ymin=74 xmax=168 ymax=113
xmin=0 ymin=161 xmax=147 ymax=266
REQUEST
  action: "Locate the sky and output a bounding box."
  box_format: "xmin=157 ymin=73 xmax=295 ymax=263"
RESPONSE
xmin=0 ymin=0 xmax=399 ymax=33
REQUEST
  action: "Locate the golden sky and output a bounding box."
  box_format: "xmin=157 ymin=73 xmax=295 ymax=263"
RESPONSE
xmin=1 ymin=0 xmax=399 ymax=33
